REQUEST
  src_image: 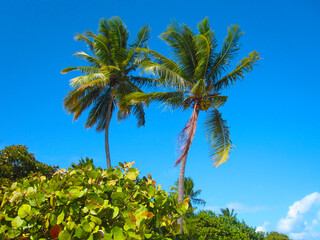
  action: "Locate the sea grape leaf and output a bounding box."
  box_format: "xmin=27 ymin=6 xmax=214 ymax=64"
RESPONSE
xmin=18 ymin=204 xmax=31 ymax=218
xmin=58 ymin=230 xmax=72 ymax=240
xmin=126 ymin=168 xmax=139 ymax=181
xmin=57 ymin=211 xmax=65 ymax=225
xmin=11 ymin=216 xmax=23 ymax=228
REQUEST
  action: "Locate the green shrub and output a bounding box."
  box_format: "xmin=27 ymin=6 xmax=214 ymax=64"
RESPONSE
xmin=185 ymin=211 xmax=251 ymax=240
xmin=218 ymin=213 xmax=264 ymax=240
xmin=265 ymin=231 xmax=290 ymax=240
xmin=0 ymin=145 xmax=58 ymax=182
xmin=0 ymin=161 xmax=187 ymax=239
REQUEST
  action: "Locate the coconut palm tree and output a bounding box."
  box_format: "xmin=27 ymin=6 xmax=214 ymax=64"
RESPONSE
xmin=220 ymin=208 xmax=237 ymax=219
xmin=62 ymin=17 xmax=153 ymax=168
xmin=170 ymin=177 xmax=206 ymax=209
xmin=126 ymin=18 xmax=260 ymax=231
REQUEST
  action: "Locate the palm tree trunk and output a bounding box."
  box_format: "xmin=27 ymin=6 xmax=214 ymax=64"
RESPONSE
xmin=177 ymin=102 xmax=200 ymax=233
xmin=177 ymin=156 xmax=187 ymax=233
xmin=105 ymin=97 xmax=113 ymax=168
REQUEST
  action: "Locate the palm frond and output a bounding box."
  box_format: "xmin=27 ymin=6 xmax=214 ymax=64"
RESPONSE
xmin=93 ymin=34 xmax=113 ymax=66
xmin=76 ymin=77 xmax=111 ymax=91
xmin=74 ymin=33 xmax=94 ymax=51
xmin=214 ymin=51 xmax=260 ymax=91
xmin=131 ymin=103 xmax=146 ymax=127
xmin=73 ymin=51 xmax=102 ymax=67
xmin=191 ymin=189 xmax=201 ymax=198
xmin=125 ymin=91 xmax=185 ymax=110
xmin=63 ymin=87 xmax=102 ymax=121
xmin=194 ymin=30 xmax=214 ymax=80
xmin=95 ymin=100 xmax=115 ymax=132
xmin=84 ymin=88 xmax=113 ymax=131
xmin=131 ymin=25 xmax=151 ymax=48
xmin=197 ymin=18 xmax=210 ymax=35
xmin=204 ymin=109 xmax=232 ymax=167
xmin=192 ymin=198 xmax=206 ymax=206
xmin=130 ymin=76 xmax=159 ymax=89
xmin=61 ymin=66 xmax=101 ymax=74
xmin=138 ymin=48 xmax=189 ymax=80
xmin=191 ymin=79 xmax=206 ymax=96
xmin=197 ymin=18 xmax=217 ymax=81
xmin=210 ymin=25 xmax=243 ymax=81
xmin=84 ymin=30 xmax=97 ymax=39
xmin=98 ymin=18 xmax=111 ymax=38
xmin=69 ymin=73 xmax=106 ymax=87
xmin=109 ymin=17 xmax=129 ymax=65
xmin=207 ymin=95 xmax=228 ymax=108
xmin=141 ymin=61 xmax=188 ymax=90
xmin=161 ymin=21 xmax=198 ymax=76
xmin=115 ymin=82 xmax=146 ymax=127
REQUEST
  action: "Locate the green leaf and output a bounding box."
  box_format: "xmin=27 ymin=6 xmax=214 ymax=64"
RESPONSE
xmin=75 ymin=227 xmax=85 ymax=238
xmin=18 ymin=204 xmax=31 ymax=219
xmin=90 ymin=215 xmax=102 ymax=225
xmin=86 ymin=194 xmax=104 ymax=210
xmin=204 ymin=109 xmax=232 ymax=167
xmin=11 ymin=216 xmax=23 ymax=228
xmin=83 ymin=222 xmax=95 ymax=233
xmin=68 ymin=187 xmax=83 ymax=199
xmin=111 ymin=226 xmax=125 ymax=239
xmin=112 ymin=207 xmax=119 ymax=218
xmin=126 ymin=168 xmax=139 ymax=181
xmin=28 ymin=192 xmax=46 ymax=206
xmin=128 ymin=231 xmax=142 ymax=239
xmin=145 ymin=233 xmax=152 ymax=239
xmin=57 ymin=211 xmax=65 ymax=225
xmin=7 ymin=229 xmax=21 ymax=238
xmin=113 ymin=169 xmax=123 ymax=179
xmin=58 ymin=230 xmax=72 ymax=240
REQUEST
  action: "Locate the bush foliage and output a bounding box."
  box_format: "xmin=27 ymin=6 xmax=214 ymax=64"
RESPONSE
xmin=0 ymin=145 xmax=58 ymax=182
xmin=0 ymin=161 xmax=187 ymax=239
xmin=265 ymin=231 xmax=290 ymax=240
xmin=185 ymin=211 xmax=265 ymax=240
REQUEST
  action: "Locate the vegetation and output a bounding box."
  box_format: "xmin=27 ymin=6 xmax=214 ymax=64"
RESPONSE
xmin=0 ymin=17 xmax=268 ymax=239
xmin=0 ymin=161 xmax=187 ymax=239
xmin=0 ymin=151 xmax=289 ymax=239
xmin=170 ymin=177 xmax=206 ymax=212
xmin=62 ymin=17 xmax=153 ymax=168
xmin=186 ymin=211 xmax=251 ymax=239
xmin=0 ymin=145 xmax=58 ymax=183
xmin=217 ymin=209 xmax=265 ymax=240
xmin=185 ymin=209 xmax=268 ymax=240
xmin=265 ymin=231 xmax=290 ymax=240
xmin=126 ymin=17 xmax=260 ymax=231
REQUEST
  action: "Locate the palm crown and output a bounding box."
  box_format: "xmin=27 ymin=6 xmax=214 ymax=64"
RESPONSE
xmin=128 ymin=18 xmax=260 ymax=167
xmin=62 ymin=17 xmax=153 ymax=167
xmin=171 ymin=177 xmax=206 ymax=208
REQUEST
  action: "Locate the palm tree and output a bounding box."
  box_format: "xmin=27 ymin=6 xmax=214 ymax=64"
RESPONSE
xmin=71 ymin=157 xmax=94 ymax=169
xmin=170 ymin=177 xmax=206 ymax=209
xmin=62 ymin=17 xmax=153 ymax=168
xmin=127 ymin=18 xmax=260 ymax=231
xmin=220 ymin=208 xmax=237 ymax=219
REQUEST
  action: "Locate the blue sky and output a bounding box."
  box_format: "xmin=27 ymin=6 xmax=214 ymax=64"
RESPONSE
xmin=1 ymin=0 xmax=320 ymax=238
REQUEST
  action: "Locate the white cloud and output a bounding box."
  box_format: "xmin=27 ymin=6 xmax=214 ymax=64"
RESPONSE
xmin=256 ymin=221 xmax=270 ymax=232
xmin=277 ymin=192 xmax=320 ymax=233
xmin=290 ymin=231 xmax=320 ymax=240
xmin=277 ymin=192 xmax=320 ymax=239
